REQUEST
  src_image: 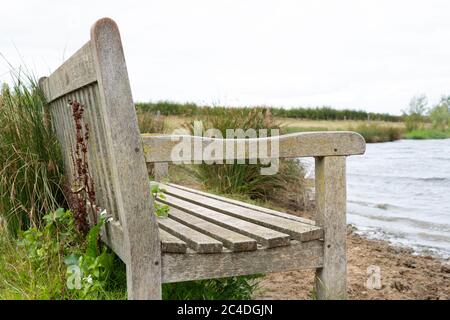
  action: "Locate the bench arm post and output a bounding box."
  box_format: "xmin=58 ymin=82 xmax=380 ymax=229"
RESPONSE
xmin=154 ymin=162 xmax=169 ymax=181
xmin=314 ymin=156 xmax=347 ymax=299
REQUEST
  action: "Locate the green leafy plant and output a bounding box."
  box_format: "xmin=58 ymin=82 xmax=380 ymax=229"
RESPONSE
xmin=150 ymin=182 xmax=170 ymax=218
xmin=64 ymin=214 xmax=115 ymax=299
xmin=15 ymin=208 xmax=122 ymax=299
xmin=19 ymin=208 xmax=80 ymax=269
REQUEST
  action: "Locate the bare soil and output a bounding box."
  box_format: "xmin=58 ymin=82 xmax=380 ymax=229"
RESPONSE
xmin=254 ymin=230 xmax=450 ymax=300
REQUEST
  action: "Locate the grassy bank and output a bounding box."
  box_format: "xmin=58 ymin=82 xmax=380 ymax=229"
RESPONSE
xmin=404 ymin=129 xmax=450 ymax=140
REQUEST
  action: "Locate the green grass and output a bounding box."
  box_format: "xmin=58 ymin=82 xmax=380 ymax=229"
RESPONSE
xmin=404 ymin=129 xmax=450 ymax=139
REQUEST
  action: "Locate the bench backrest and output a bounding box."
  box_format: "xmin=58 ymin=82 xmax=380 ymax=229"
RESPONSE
xmin=39 ymin=18 xmax=161 ymax=277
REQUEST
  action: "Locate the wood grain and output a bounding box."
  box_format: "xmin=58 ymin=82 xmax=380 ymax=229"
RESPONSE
xmin=162 ymin=184 xmax=323 ymax=242
xmin=314 ymin=156 xmax=347 ymax=300
xmin=158 ymin=217 xmax=223 ymax=253
xmin=162 ymin=203 xmax=257 ymax=252
xmin=160 ymin=194 xmax=291 ymax=248
xmin=162 ymin=240 xmax=324 ymax=283
xmin=90 ymin=18 xmax=161 ymax=300
xmin=142 ymin=131 xmax=366 ymax=162
xmin=167 ymin=183 xmax=316 ymax=225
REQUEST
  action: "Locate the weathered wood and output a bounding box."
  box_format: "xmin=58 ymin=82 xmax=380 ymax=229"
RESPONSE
xmin=161 ymin=240 xmax=324 ymax=283
xmin=161 ymin=203 xmax=257 ymax=252
xmin=142 ymin=131 xmax=366 ymax=163
xmin=90 ymin=18 xmax=161 ymax=300
xmin=154 ymin=162 xmax=169 ymax=181
xmin=101 ymin=221 xmax=125 ymax=261
xmin=159 ymin=194 xmax=291 ymax=248
xmin=158 ymin=218 xmax=223 ymax=253
xmin=314 ymin=156 xmax=347 ymax=300
xmin=166 ymin=183 xmax=316 ymax=225
xmin=159 ymin=229 xmax=187 ymax=253
xmin=40 ymin=42 xmax=97 ymax=103
xmin=162 ymin=184 xmax=323 ymax=242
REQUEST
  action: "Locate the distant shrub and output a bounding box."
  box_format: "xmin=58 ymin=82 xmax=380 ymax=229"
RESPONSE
xmin=403 ymin=94 xmax=428 ymax=132
xmin=429 ymin=96 xmax=450 ymax=131
xmin=351 ymin=124 xmax=403 ymax=143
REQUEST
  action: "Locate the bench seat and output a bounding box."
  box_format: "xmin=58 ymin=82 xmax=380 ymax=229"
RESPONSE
xmin=156 ymin=184 xmax=324 ymax=283
xmin=157 ymin=183 xmax=323 ymax=254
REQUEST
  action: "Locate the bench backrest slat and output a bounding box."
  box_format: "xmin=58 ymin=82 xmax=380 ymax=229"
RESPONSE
xmin=39 ymin=18 xmax=162 ymax=298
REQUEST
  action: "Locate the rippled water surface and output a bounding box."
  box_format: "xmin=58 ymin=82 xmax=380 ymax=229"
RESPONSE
xmin=301 ymin=139 xmax=450 ymax=258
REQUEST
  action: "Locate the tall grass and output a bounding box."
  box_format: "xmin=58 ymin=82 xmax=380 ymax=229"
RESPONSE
xmin=281 ymin=123 xmax=404 ymax=143
xmin=349 ymin=123 xmax=404 ymax=143
xmin=136 ymin=109 xmax=167 ymax=134
xmin=185 ymin=107 xmax=308 ymax=207
xmin=0 ymin=77 xmax=65 ymax=233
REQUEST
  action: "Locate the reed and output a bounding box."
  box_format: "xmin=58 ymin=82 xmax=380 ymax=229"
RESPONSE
xmin=0 ymin=76 xmax=65 ymax=233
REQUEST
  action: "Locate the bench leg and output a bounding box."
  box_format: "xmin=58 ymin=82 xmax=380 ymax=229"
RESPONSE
xmin=314 ymin=156 xmax=347 ymax=300
xmin=126 ymin=253 xmax=162 ymax=300
xmin=154 ymin=162 xmax=169 ymax=181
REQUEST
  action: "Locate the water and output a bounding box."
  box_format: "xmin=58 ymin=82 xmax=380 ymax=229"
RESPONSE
xmin=300 ymin=139 xmax=450 ymax=258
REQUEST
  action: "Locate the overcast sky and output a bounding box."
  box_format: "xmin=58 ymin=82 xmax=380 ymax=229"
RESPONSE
xmin=1 ymin=0 xmax=450 ymax=115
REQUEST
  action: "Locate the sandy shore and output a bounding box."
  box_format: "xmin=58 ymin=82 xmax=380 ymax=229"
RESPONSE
xmin=254 ymin=229 xmax=450 ymax=300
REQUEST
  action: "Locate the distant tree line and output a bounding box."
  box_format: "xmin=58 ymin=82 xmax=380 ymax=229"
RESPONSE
xmin=135 ymin=101 xmax=402 ymax=122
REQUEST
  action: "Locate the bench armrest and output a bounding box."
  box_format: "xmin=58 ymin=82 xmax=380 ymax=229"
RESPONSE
xmin=142 ymin=131 xmax=366 ymax=163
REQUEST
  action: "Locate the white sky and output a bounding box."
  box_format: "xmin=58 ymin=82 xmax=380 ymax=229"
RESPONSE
xmin=1 ymin=0 xmax=450 ymax=115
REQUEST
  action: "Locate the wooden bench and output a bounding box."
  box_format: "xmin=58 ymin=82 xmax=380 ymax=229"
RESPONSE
xmin=39 ymin=18 xmax=366 ymax=300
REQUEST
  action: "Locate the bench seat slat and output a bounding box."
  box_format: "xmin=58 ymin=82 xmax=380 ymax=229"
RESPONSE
xmin=167 ymin=183 xmax=316 ymax=226
xmin=158 ymin=194 xmax=291 ymax=248
xmin=158 ymin=218 xmax=223 ymax=254
xmin=159 ymin=229 xmax=187 ymax=253
xmin=158 ymin=202 xmax=257 ymax=252
xmin=161 ymin=184 xmax=323 ymax=242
